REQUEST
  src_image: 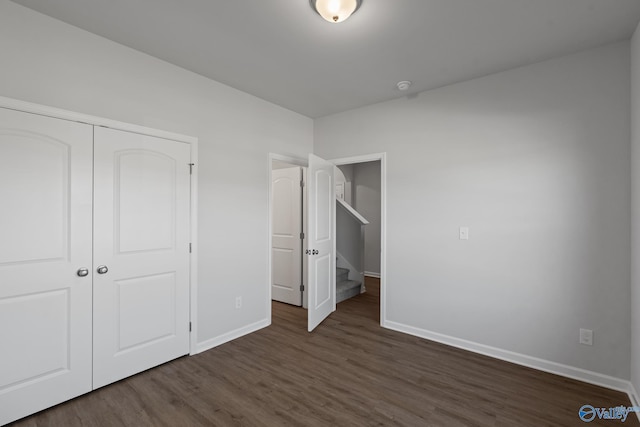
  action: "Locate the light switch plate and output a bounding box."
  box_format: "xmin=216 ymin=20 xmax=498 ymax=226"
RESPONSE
xmin=579 ymin=328 xmax=593 ymax=346
xmin=459 ymin=227 xmax=469 ymax=240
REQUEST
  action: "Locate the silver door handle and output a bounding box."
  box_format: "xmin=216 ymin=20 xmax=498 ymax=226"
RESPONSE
xmin=77 ymin=268 xmax=89 ymax=277
xmin=96 ymin=265 xmax=109 ymax=274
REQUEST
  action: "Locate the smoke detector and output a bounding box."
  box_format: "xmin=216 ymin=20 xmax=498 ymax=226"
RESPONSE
xmin=396 ymin=81 xmax=412 ymax=91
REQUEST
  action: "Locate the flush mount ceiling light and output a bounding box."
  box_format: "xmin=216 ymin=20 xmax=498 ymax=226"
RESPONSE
xmin=310 ymin=0 xmax=363 ymax=23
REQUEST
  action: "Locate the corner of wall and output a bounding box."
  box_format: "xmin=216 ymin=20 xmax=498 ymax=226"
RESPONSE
xmin=631 ymin=19 xmax=640 ymax=404
xmin=628 ymin=381 xmax=640 ymax=423
xmin=194 ymin=318 xmax=270 ymax=355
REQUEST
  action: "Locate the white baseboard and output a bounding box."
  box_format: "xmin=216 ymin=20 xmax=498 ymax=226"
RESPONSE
xmin=364 ymin=271 xmax=380 ymax=278
xmin=193 ymin=318 xmax=270 ymax=355
xmin=383 ymin=320 xmax=631 ymax=393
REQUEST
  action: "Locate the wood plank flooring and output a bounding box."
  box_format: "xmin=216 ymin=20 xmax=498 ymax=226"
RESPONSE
xmin=10 ymin=277 xmax=638 ymax=426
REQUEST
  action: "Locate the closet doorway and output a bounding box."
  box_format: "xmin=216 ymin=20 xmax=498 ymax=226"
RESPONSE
xmin=270 ymin=158 xmax=307 ymax=307
xmin=0 ymin=99 xmax=197 ymax=425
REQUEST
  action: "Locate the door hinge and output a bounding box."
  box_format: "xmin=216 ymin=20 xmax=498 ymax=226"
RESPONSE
xmin=189 ymin=322 xmax=192 ymax=332
xmin=300 ymin=179 xmax=304 ymax=188
xmin=300 ymin=284 xmax=305 ymax=292
xmin=189 ymin=242 xmax=192 ymax=253
xmin=300 ymin=232 xmax=304 ymax=240
xmin=189 ymin=163 xmax=195 ymax=175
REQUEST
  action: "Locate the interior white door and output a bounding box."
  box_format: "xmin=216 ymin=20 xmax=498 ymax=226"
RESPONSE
xmin=0 ymin=108 xmax=93 ymax=425
xmin=93 ymin=127 xmax=191 ymax=389
xmin=272 ymin=167 xmax=303 ymax=306
xmin=307 ymin=154 xmax=335 ymax=332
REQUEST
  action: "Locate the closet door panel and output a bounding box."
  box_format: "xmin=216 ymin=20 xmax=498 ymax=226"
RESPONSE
xmin=93 ymin=127 xmax=190 ymax=389
xmin=0 ymin=108 xmax=93 ymax=425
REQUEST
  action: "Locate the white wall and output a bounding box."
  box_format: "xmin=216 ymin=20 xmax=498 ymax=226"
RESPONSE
xmin=336 ymin=204 xmax=362 ymax=275
xmin=315 ymin=42 xmax=631 ymax=380
xmin=272 ymin=160 xmax=300 ymax=170
xmin=353 ymin=161 xmax=381 ymax=275
xmin=337 ymin=164 xmax=354 ymax=205
xmin=631 ymin=23 xmax=640 ymax=396
xmin=0 ymin=2 xmax=313 ymax=350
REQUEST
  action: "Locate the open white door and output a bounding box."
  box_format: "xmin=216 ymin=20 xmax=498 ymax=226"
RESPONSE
xmin=93 ymin=127 xmax=191 ymax=389
xmin=307 ymin=154 xmax=335 ymax=332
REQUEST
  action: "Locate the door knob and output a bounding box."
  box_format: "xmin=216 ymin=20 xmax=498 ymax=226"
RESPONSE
xmin=96 ymin=265 xmax=109 ymax=274
xmin=77 ymin=268 xmax=89 ymax=277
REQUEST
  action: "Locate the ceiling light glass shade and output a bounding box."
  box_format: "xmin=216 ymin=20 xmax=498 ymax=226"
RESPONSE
xmin=311 ymin=0 xmax=362 ymax=23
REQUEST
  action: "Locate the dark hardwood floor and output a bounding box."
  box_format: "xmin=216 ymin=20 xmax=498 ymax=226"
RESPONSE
xmin=10 ymin=277 xmax=638 ymax=426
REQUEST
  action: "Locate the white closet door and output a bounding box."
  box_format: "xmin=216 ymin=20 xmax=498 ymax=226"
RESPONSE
xmin=93 ymin=127 xmax=191 ymax=389
xmin=0 ymin=108 xmax=93 ymax=425
xmin=272 ymin=167 xmax=303 ymax=306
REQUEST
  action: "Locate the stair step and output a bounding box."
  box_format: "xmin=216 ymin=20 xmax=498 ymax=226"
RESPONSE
xmin=336 ymin=267 xmax=349 ymax=282
xmin=337 ymin=279 xmax=361 ymax=291
xmin=336 ymin=280 xmax=362 ymax=303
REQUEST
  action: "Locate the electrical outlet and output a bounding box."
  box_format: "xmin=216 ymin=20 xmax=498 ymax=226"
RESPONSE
xmin=235 ymin=296 xmax=242 ymax=309
xmin=579 ymin=328 xmax=593 ymax=346
xmin=459 ymin=226 xmax=469 ymax=240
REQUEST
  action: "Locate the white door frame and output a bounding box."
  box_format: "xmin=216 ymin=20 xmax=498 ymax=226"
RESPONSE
xmin=0 ymin=95 xmax=200 ymax=355
xmin=267 ymin=153 xmax=308 ymax=321
xmin=329 ymin=153 xmax=387 ymax=327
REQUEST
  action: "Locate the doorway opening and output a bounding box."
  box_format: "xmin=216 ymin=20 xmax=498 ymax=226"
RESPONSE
xmin=268 ymin=152 xmax=386 ymax=329
xmin=330 ymin=153 xmax=386 ymax=326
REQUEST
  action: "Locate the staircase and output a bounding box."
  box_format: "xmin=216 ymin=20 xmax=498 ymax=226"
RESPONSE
xmin=336 ymin=267 xmax=362 ymax=303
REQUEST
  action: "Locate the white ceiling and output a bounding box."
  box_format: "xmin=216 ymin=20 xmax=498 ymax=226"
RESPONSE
xmin=12 ymin=0 xmax=640 ymax=118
